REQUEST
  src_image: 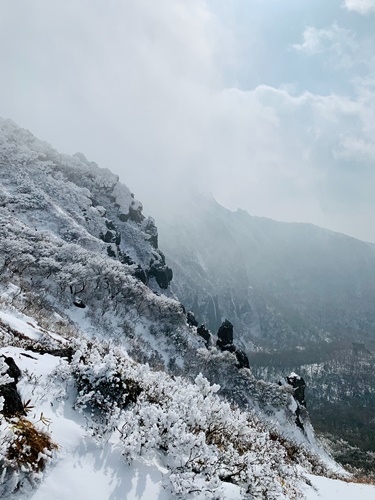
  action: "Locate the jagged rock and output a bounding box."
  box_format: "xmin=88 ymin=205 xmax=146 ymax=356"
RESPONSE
xmin=73 ymin=298 xmax=86 ymax=308
xmin=216 ymin=319 xmax=234 ymax=350
xmin=187 ymin=311 xmax=198 ymax=328
xmin=149 ymin=265 xmax=173 ymax=289
xmin=129 ymin=206 xmax=144 ymax=224
xmin=26 ymin=347 xmax=74 ymax=362
xmin=105 ymin=220 xmax=116 ymax=232
xmin=100 ymin=222 xmax=121 ymax=246
xmin=119 ymin=206 xmax=145 ymax=225
xmin=215 ymin=321 xmax=249 ymax=368
xmin=286 ymin=373 xmax=306 ymax=408
xmin=2 ymin=356 xmax=21 ymax=383
xmin=119 ymin=213 xmax=129 ymax=222
xmin=0 ymin=357 xmax=25 ymax=417
xmin=235 ymin=349 xmax=250 ymax=369
xmin=143 ymin=218 xmax=158 ymax=249
xmin=279 ymin=372 xmax=307 ymax=431
xmin=101 ymin=230 xmax=116 ymax=243
xmin=134 ymin=265 xmax=147 ymax=284
xmin=221 ymin=343 xmax=236 ymax=354
xmin=166 ymin=267 xmax=173 ymax=281
xmin=197 ymin=324 xmax=211 ymax=347
xmin=119 ymin=251 xmax=134 ymax=266
xmin=0 ymin=384 xmax=25 ymax=417
xmin=107 ymin=245 xmax=116 ymax=258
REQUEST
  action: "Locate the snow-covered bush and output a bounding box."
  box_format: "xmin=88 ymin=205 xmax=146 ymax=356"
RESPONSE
xmin=64 ymin=340 xmax=311 ymax=498
xmin=73 ymin=344 xmax=143 ymax=432
xmin=119 ymin=372 xmax=304 ymax=498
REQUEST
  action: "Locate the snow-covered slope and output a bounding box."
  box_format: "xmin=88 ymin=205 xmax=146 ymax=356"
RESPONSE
xmin=1 ymin=306 xmax=374 ymax=500
xmin=0 ymin=118 xmax=172 ymax=291
xmin=1 ymin=119 xmax=373 ymax=498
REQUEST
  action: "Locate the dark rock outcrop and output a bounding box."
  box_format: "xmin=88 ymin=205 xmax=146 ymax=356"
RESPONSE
xmin=2 ymin=356 xmax=21 ymax=383
xmin=279 ymin=373 xmax=307 ymax=431
xmin=216 ymin=319 xmax=234 ymax=350
xmin=286 ymin=373 xmax=306 ymax=408
xmin=119 ymin=251 xmax=134 ymax=266
xmin=143 ymin=218 xmax=158 ymax=249
xmin=119 ymin=206 xmax=145 ymax=225
xmin=216 ymin=320 xmax=249 ymax=368
xmin=73 ymin=298 xmax=86 ymax=308
xmin=197 ymin=324 xmax=211 ymax=347
xmin=134 ymin=265 xmax=147 ymax=284
xmin=102 ymin=230 xmax=116 ymax=243
xmin=26 ymin=347 xmax=74 ymax=362
xmin=235 ymin=349 xmax=250 ymax=369
xmin=148 ymin=264 xmax=173 ymax=289
xmin=107 ymin=245 xmax=116 ymax=258
xmin=0 ymin=356 xmax=25 ymax=417
xmin=187 ymin=311 xmax=198 ymax=328
xmin=100 ymin=221 xmax=121 ymax=246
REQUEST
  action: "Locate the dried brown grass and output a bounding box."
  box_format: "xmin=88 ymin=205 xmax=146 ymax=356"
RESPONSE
xmin=6 ymin=417 xmax=57 ymax=472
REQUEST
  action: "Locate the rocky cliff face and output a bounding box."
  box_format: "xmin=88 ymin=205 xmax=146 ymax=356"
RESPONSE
xmin=0 ymin=118 xmax=173 ymax=291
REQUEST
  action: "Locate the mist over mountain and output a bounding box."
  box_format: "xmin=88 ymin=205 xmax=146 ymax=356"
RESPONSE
xmin=157 ymin=194 xmax=375 ymax=470
xmin=158 ymin=195 xmax=375 ymax=351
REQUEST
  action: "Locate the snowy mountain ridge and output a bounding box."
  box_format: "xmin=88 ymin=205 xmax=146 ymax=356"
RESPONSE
xmin=0 ymin=119 xmax=374 ymax=498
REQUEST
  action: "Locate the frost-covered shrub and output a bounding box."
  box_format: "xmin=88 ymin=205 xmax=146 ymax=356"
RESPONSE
xmin=50 ymin=335 xmax=334 ymax=498
xmin=119 ymin=372 xmax=303 ymax=498
xmin=71 ymin=341 xmax=143 ymax=434
xmin=0 ymin=416 xmax=57 ymax=495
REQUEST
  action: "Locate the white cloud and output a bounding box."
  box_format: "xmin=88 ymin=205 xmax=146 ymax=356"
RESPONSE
xmin=0 ymin=1 xmax=375 ymax=241
xmin=344 ymin=0 xmax=375 ymax=14
xmin=292 ymin=24 xmax=358 ymax=69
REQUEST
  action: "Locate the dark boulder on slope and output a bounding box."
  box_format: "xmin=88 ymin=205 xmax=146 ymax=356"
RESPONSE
xmin=2 ymin=356 xmax=21 ymax=383
xmin=149 ymin=264 xmax=173 ymax=289
xmin=134 ymin=265 xmax=147 ymax=284
xmin=216 ymin=319 xmax=234 ymax=351
xmin=187 ymin=311 xmax=198 ymax=328
xmin=286 ymin=373 xmax=306 ymax=408
xmin=0 ymin=356 xmax=25 ymax=417
xmin=216 ymin=320 xmax=249 ymax=366
xmin=279 ymin=373 xmax=307 ymax=431
xmin=197 ymin=324 xmax=211 ymax=347
xmin=235 ymin=349 xmax=250 ymax=369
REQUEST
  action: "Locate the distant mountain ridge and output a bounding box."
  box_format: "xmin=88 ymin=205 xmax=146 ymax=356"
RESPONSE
xmin=158 ymin=195 xmax=375 ymax=351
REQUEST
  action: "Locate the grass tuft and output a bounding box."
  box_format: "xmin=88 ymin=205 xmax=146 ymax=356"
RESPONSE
xmin=6 ymin=417 xmax=57 ymax=473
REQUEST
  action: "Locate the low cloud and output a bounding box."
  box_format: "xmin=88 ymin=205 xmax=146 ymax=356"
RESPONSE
xmin=291 ymin=24 xmax=358 ymax=69
xmin=292 ymin=24 xmax=355 ymax=57
xmin=344 ymin=0 xmax=375 ymax=13
xmin=0 ymin=1 xmax=375 ymax=241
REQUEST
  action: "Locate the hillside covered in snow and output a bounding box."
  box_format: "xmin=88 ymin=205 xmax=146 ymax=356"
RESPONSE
xmin=0 ymin=119 xmax=374 ymax=498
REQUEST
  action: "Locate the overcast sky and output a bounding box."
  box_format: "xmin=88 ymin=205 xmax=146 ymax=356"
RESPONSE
xmin=1 ymin=0 xmax=375 ymax=241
